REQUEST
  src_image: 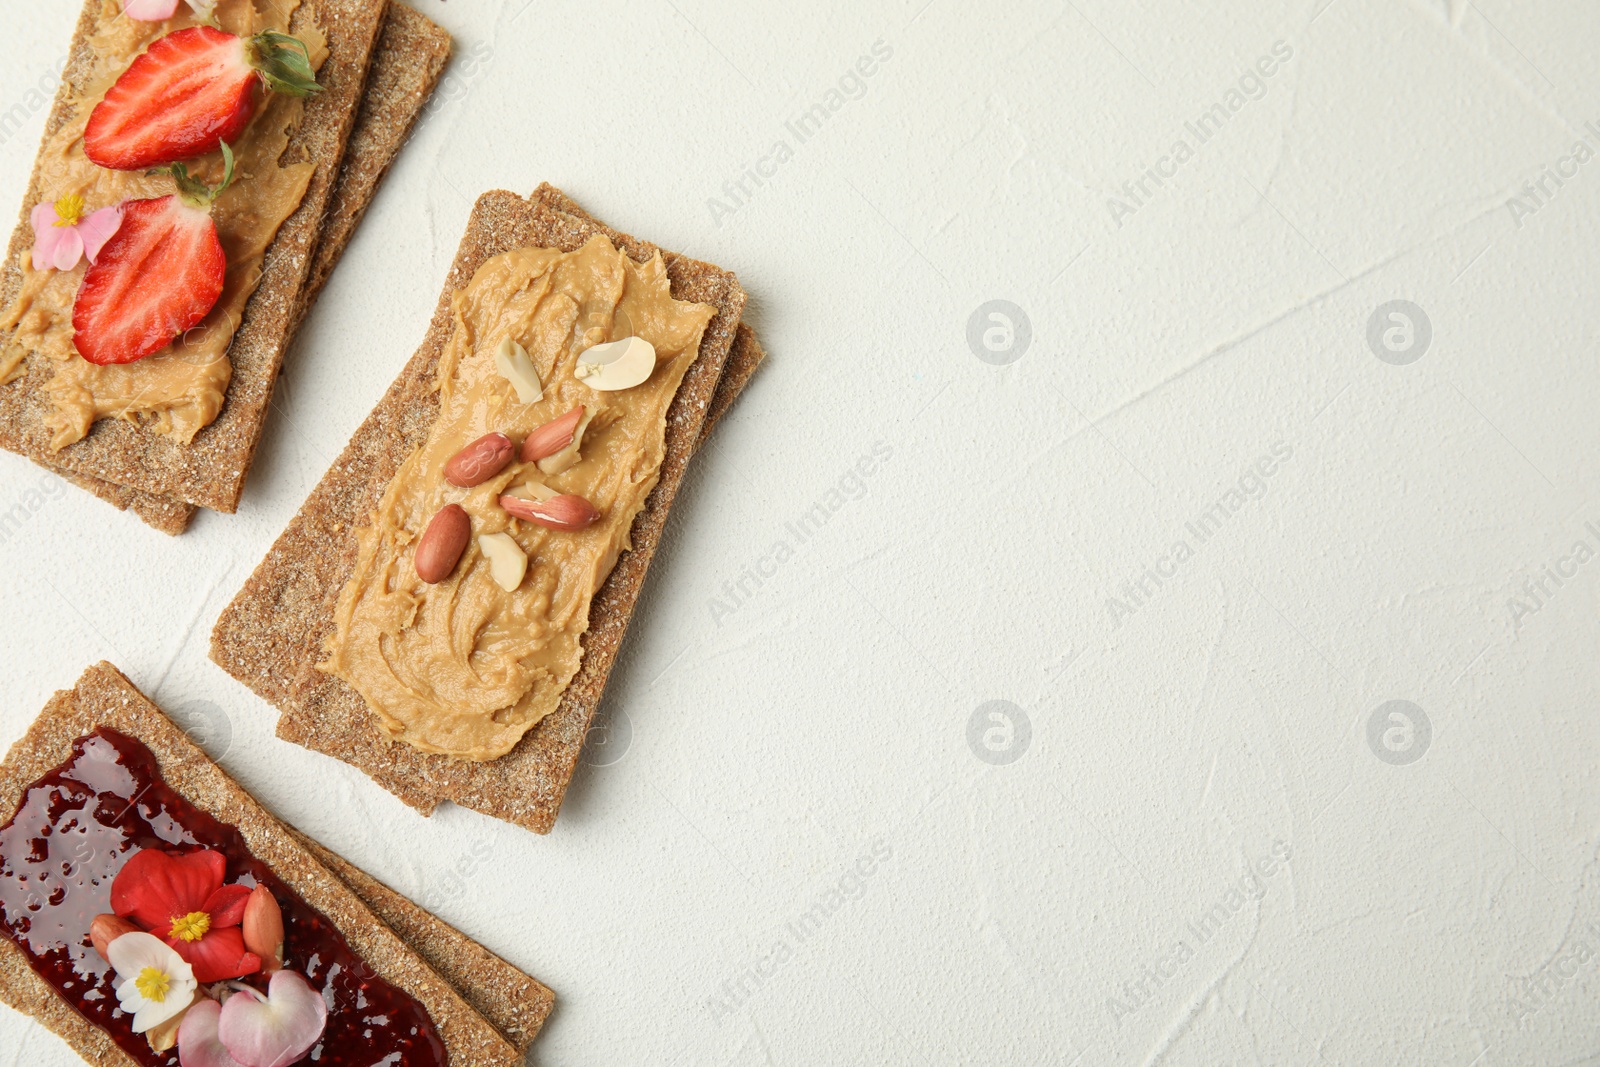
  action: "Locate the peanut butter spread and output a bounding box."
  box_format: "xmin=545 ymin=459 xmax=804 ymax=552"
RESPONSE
xmin=319 ymin=236 xmax=716 ymax=760
xmin=0 ymin=0 xmax=324 ymax=449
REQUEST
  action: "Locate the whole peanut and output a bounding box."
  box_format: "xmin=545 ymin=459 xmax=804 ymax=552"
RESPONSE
xmin=415 ymin=504 xmax=471 ymax=583
xmin=444 ymin=432 xmax=515 ymax=487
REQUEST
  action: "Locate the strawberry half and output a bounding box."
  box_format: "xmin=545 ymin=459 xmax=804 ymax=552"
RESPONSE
xmin=72 ymin=147 xmax=235 ymax=366
xmin=84 ymin=26 xmax=321 ymax=171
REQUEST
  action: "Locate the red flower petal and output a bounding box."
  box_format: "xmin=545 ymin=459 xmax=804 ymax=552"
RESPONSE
xmin=111 ymin=849 xmax=225 ymax=937
xmin=171 ymin=925 xmax=262 ymax=983
xmin=202 ymin=884 xmax=252 ymax=928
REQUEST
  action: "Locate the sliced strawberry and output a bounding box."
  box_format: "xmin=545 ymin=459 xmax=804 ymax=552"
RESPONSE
xmin=72 ymin=149 xmax=236 ymax=366
xmin=72 ymin=195 xmax=225 ymax=365
xmin=84 ymin=26 xmax=321 ymax=171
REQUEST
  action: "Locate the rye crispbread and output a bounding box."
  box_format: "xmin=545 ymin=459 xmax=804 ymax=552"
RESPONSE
xmin=0 ymin=0 xmax=390 ymax=515
xmin=0 ymin=662 xmax=530 ymax=1066
xmin=292 ymin=830 xmax=555 ymax=1052
xmin=215 ymin=314 xmax=763 ymax=712
xmin=211 ymin=186 xmax=749 ymax=833
xmin=530 ymin=186 xmax=766 ymax=441
xmin=296 ymin=1 xmax=453 ymax=319
xmin=49 ymin=2 xmax=455 ymax=537
xmin=706 ymin=321 xmax=763 ymax=436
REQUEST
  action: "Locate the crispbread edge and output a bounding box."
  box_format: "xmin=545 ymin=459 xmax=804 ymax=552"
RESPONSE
xmin=213 ymin=187 xmax=746 ymax=832
xmin=294 ymin=0 xmax=452 ymax=326
xmin=0 ymin=0 xmax=390 ymax=513
xmin=0 ymin=662 xmax=523 ymax=1067
xmin=704 ymin=323 xmax=762 ymax=438
xmin=35 ymin=1 xmax=454 ymax=537
xmin=530 ymin=188 xmax=765 ymax=444
xmin=291 ymin=830 xmax=554 ymax=1052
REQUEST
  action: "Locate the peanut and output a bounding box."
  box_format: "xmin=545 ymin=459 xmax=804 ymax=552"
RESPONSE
xmin=498 ymin=493 xmax=600 ymax=531
xmin=415 ymin=504 xmax=471 ymax=583
xmin=444 ymin=431 xmax=515 ymax=487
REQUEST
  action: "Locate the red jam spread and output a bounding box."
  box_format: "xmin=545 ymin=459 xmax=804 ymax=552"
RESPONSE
xmin=0 ymin=727 xmax=447 ymax=1066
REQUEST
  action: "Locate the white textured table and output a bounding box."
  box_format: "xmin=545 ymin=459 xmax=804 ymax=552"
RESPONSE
xmin=5 ymin=1 xmax=1600 ymax=1063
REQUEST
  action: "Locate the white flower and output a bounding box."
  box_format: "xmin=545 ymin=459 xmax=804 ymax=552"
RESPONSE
xmin=107 ymin=931 xmax=198 ymax=1033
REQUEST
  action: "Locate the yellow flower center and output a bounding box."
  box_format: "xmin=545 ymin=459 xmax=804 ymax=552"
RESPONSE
xmin=169 ymin=910 xmax=211 ymax=942
xmin=52 ymin=194 xmax=85 ymax=228
xmin=135 ymin=966 xmax=171 ymax=1003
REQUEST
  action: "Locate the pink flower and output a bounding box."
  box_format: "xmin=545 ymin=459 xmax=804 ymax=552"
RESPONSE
xmin=122 ymin=0 xmax=181 ymax=19
xmin=30 ymin=195 xmax=122 ymax=272
xmin=122 ymin=0 xmax=216 ymax=22
xmin=179 ymin=973 xmax=327 ymax=1067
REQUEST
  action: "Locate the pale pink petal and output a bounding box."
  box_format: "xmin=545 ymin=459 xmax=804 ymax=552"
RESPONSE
xmin=32 ymin=203 xmax=81 ymax=272
xmin=123 ymin=0 xmax=182 ymax=19
xmin=179 ymin=1000 xmax=246 ymax=1067
xmin=216 ymin=972 xmax=326 ymax=1067
xmin=31 ymin=203 xmax=64 ymax=269
xmin=48 ymin=228 xmax=85 ymax=272
xmin=78 ymin=206 xmax=124 ymax=265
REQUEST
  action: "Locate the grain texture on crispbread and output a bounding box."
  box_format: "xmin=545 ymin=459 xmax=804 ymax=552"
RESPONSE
xmin=296 ymin=1 xmax=452 ymax=318
xmin=0 ymin=0 xmax=389 ymax=513
xmin=0 ymin=662 xmax=523 ymax=1067
xmin=212 ymin=187 xmax=746 ymax=832
xmin=292 ymin=831 xmax=555 ymax=1051
xmin=526 ymin=186 xmax=765 ymax=443
xmin=33 ymin=2 xmax=453 ymax=537
xmin=60 ymin=470 xmax=197 ymax=534
xmin=704 ymin=322 xmax=763 ymax=440
xmin=214 ymin=314 xmax=764 ymax=708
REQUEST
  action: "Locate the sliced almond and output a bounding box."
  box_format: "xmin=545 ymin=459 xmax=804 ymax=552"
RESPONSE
xmin=574 ymin=336 xmax=656 ymax=391
xmin=145 ymin=1009 xmax=187 ymax=1053
xmin=505 ymin=478 xmax=559 ymax=503
xmin=537 ymin=406 xmax=593 ymax=476
xmin=494 ymin=337 xmax=543 ymax=403
xmin=479 ymin=532 xmax=528 ymax=591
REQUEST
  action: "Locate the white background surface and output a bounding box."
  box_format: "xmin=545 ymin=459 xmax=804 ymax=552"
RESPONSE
xmin=4 ymin=0 xmax=1600 ymax=1063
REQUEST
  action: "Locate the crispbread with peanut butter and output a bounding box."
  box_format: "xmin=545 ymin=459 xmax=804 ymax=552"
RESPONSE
xmin=215 ymin=316 xmax=763 ymax=710
xmin=533 ymin=185 xmax=766 ymax=442
xmin=0 ymin=0 xmax=389 ymax=515
xmin=0 ymin=662 xmax=534 ymax=1066
xmin=211 ymin=186 xmax=749 ymax=832
xmin=47 ymin=1 xmax=454 ymax=537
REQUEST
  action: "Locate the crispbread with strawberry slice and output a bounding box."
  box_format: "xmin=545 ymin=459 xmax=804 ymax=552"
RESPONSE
xmin=0 ymin=661 xmax=549 ymax=1065
xmin=0 ymin=0 xmax=388 ymax=515
xmin=47 ymin=0 xmax=455 ymax=536
xmin=84 ymin=26 xmax=323 ymax=171
xmin=21 ymin=4 xmax=769 ymax=538
xmin=211 ymin=185 xmax=755 ymax=833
